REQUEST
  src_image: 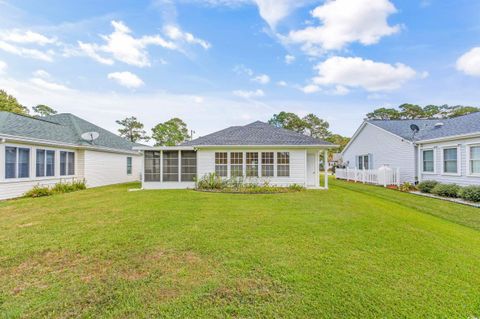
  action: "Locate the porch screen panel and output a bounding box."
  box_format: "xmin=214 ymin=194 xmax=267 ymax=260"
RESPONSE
xmin=246 ymin=152 xmax=259 ymax=177
xmin=181 ymin=151 xmax=196 ymax=182
xmin=215 ymin=152 xmax=228 ymax=177
xmin=277 ymin=152 xmax=290 ymax=177
xmin=144 ymin=151 xmax=160 ymax=181
xmin=230 ymin=152 xmax=243 ymax=177
xmin=261 ymin=152 xmax=274 ymax=177
xmin=163 ymin=151 xmax=179 ymax=182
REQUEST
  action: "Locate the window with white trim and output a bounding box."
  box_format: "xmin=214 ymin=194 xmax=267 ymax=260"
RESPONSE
xmin=422 ymin=149 xmax=434 ymax=173
xmin=261 ymin=152 xmax=274 ymax=177
xmin=230 ymin=152 xmax=243 ymax=177
xmin=60 ymin=151 xmax=75 ymax=176
xmin=357 ymin=155 xmax=370 ymax=170
xmin=36 ymin=149 xmax=55 ymax=177
xmin=246 ymin=152 xmax=259 ymax=177
xmin=5 ymin=147 xmax=30 ymax=179
xmin=215 ymin=152 xmax=228 ymax=177
xmin=277 ymin=152 xmax=290 ymax=177
xmin=470 ymin=146 xmax=480 ymax=174
xmin=443 ymin=148 xmax=458 ymax=174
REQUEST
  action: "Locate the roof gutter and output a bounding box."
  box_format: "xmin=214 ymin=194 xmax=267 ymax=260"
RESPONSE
xmin=0 ymin=134 xmax=141 ymax=155
xmin=417 ymin=132 xmax=480 ymax=144
xmin=135 ymin=144 xmax=338 ymax=151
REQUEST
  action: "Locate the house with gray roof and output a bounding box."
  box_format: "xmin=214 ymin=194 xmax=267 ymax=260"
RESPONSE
xmin=136 ymin=121 xmax=337 ymax=190
xmin=341 ymin=112 xmax=480 ymax=185
xmin=0 ymin=111 xmax=142 ymax=200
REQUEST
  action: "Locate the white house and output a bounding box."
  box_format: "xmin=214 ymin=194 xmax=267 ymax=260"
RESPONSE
xmin=0 ymin=111 xmax=142 ymax=200
xmin=136 ymin=121 xmax=336 ymax=190
xmin=342 ymin=112 xmax=480 ymax=186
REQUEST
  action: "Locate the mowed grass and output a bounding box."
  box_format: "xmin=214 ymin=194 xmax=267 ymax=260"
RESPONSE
xmin=1 ymin=179 xmax=480 ymax=318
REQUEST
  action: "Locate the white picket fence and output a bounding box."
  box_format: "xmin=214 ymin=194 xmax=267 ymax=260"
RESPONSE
xmin=335 ymin=167 xmax=401 ymax=187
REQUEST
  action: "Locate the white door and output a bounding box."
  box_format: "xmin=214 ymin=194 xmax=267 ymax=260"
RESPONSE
xmin=307 ymin=153 xmax=316 ymax=187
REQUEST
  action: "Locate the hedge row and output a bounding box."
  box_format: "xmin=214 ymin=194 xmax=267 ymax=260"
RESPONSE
xmin=417 ymin=180 xmax=480 ymax=202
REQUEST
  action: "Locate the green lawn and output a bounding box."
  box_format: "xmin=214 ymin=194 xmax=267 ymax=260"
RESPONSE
xmin=1 ymin=179 xmax=480 ymax=318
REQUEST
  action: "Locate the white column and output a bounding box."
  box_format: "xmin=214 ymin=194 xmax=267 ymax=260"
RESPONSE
xmin=304 ymin=149 xmax=308 ymax=187
xmin=324 ymin=149 xmax=329 ymax=189
xmin=316 ymin=151 xmax=320 ymax=188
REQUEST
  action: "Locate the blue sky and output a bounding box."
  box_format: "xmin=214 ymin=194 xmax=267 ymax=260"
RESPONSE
xmin=0 ymin=0 xmax=480 ymax=139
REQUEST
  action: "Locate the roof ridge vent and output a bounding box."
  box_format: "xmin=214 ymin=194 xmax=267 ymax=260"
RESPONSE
xmin=434 ymin=122 xmax=444 ymax=128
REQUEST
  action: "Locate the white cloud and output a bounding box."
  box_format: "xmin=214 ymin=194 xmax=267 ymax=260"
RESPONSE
xmin=77 ymin=41 xmax=114 ymax=65
xmin=288 ymin=0 xmax=400 ymax=55
xmin=456 ymin=47 xmax=480 ymax=77
xmin=312 ymin=56 xmax=417 ymax=92
xmin=33 ymin=69 xmax=51 ymax=79
xmin=0 ymin=30 xmax=57 ymax=45
xmin=107 ymin=71 xmax=144 ymax=88
xmin=233 ymin=64 xmax=254 ymax=76
xmin=0 ymin=40 xmax=54 ymax=61
xmin=277 ymin=80 xmax=287 ymax=87
xmin=0 ymin=60 xmax=6 ymax=74
xmin=164 ymin=25 xmax=211 ymax=49
xmin=301 ymin=84 xmax=320 ymax=94
xmin=233 ymin=89 xmax=265 ymax=98
xmin=332 ymin=85 xmax=349 ymax=95
xmin=30 ymin=78 xmax=70 ymax=91
xmin=194 ymin=96 xmax=204 ymax=103
xmin=252 ymin=74 xmax=270 ymax=84
xmin=285 ymin=54 xmax=295 ymax=64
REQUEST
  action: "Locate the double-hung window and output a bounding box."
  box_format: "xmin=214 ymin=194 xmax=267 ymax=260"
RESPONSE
xmin=357 ymin=155 xmax=370 ymax=170
xmin=246 ymin=152 xmax=259 ymax=177
xmin=261 ymin=152 xmax=274 ymax=177
xmin=127 ymin=157 xmax=133 ymax=175
xmin=443 ymin=148 xmax=458 ymax=174
xmin=36 ymin=149 xmax=55 ymax=177
xmin=422 ymin=149 xmax=434 ymax=173
xmin=5 ymin=147 xmax=30 ymax=179
xmin=215 ymin=152 xmax=228 ymax=177
xmin=277 ymin=152 xmax=290 ymax=177
xmin=60 ymin=151 xmax=75 ymax=176
xmin=230 ymin=152 xmax=243 ymax=177
xmin=470 ymin=146 xmax=480 ymax=175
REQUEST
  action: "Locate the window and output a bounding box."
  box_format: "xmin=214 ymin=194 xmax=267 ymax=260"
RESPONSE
xmin=277 ymin=152 xmax=290 ymax=177
xmin=246 ymin=152 xmax=259 ymax=177
xmin=144 ymin=151 xmax=160 ymax=181
xmin=230 ymin=152 xmax=243 ymax=177
xmin=261 ymin=152 xmax=274 ymax=177
xmin=181 ymin=151 xmax=196 ymax=182
xmin=127 ymin=157 xmax=132 ymax=175
xmin=215 ymin=152 xmax=228 ymax=177
xmin=36 ymin=149 xmax=55 ymax=177
xmin=470 ymin=146 xmax=480 ymax=175
xmin=5 ymin=147 xmax=30 ymax=179
xmin=60 ymin=151 xmax=75 ymax=176
xmin=357 ymin=155 xmax=370 ymax=170
xmin=443 ymin=148 xmax=458 ymax=174
xmin=163 ymin=151 xmax=179 ymax=182
xmin=422 ymin=150 xmax=434 ymax=173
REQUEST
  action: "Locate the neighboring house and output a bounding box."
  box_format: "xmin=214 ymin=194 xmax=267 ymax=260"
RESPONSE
xmin=136 ymin=121 xmax=336 ymax=189
xmin=0 ymin=111 xmax=142 ymax=200
xmin=342 ymin=112 xmax=480 ymax=185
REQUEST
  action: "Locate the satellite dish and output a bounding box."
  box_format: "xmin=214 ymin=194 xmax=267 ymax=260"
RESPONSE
xmin=410 ymin=124 xmax=420 ymax=133
xmin=81 ymin=131 xmax=99 ymax=143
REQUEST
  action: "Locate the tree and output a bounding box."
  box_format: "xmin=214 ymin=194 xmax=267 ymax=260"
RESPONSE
xmin=268 ymin=111 xmax=305 ymax=133
xmin=0 ymin=89 xmax=29 ymax=115
xmin=151 ymin=118 xmax=189 ymax=146
xmin=326 ymin=134 xmax=350 ymax=153
xmin=302 ymin=113 xmax=331 ymax=139
xmin=443 ymin=105 xmax=480 ymax=118
xmin=116 ymin=116 xmax=150 ymax=143
xmin=33 ymin=104 xmax=57 ymax=117
xmin=398 ymin=103 xmax=425 ymax=119
xmin=366 ymin=108 xmax=401 ymax=120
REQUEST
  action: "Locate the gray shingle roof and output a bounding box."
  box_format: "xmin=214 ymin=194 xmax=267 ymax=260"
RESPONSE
xmin=367 ymin=112 xmax=480 ymax=141
xmin=181 ymin=121 xmax=334 ymax=146
xmin=0 ymin=111 xmax=140 ymax=152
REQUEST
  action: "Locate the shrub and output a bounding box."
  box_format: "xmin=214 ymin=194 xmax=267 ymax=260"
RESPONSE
xmin=24 ymin=185 xmax=53 ymax=198
xmin=417 ymin=180 xmax=439 ymax=193
xmin=196 ymin=173 xmax=226 ymax=190
xmin=52 ymin=179 xmax=86 ymax=194
xmin=431 ymin=183 xmax=461 ymax=198
xmin=458 ymin=186 xmax=480 ymax=202
xmin=399 ymin=182 xmax=416 ymax=192
xmin=195 ymin=174 xmax=305 ymax=193
xmin=288 ymin=184 xmax=306 ymax=191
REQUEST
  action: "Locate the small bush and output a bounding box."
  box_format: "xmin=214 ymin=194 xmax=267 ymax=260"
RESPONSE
xmin=24 ymin=185 xmax=53 ymax=198
xmin=52 ymin=179 xmax=86 ymax=194
xmin=288 ymin=184 xmax=306 ymax=191
xmin=417 ymin=180 xmax=439 ymax=194
xmin=195 ymin=174 xmax=304 ymax=193
xmin=196 ymin=173 xmax=226 ymax=190
xmin=458 ymin=186 xmax=480 ymax=202
xmin=431 ymin=183 xmax=461 ymax=198
xmin=399 ymin=182 xmax=416 ymax=192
